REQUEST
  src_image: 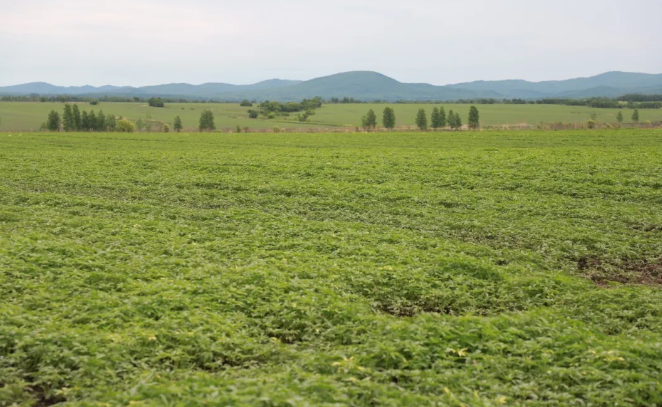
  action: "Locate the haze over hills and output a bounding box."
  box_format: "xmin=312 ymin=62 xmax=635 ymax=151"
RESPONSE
xmin=1 ymin=71 xmax=661 ymax=101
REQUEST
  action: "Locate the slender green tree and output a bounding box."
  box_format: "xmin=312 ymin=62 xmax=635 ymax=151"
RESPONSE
xmin=439 ymin=107 xmax=447 ymax=128
xmin=632 ymin=109 xmax=640 ymax=123
xmin=72 ymin=104 xmax=82 ymax=131
xmin=97 ymin=110 xmax=106 ymax=131
xmin=382 ymin=107 xmax=396 ymax=130
xmin=448 ymin=109 xmax=456 ymax=129
xmin=415 ymin=109 xmax=428 ymax=131
xmin=174 ymin=116 xmax=183 ymax=132
xmin=431 ymin=107 xmax=441 ymax=129
xmin=47 ymin=110 xmax=61 ymax=131
xmin=455 ymin=112 xmax=462 ymax=128
xmin=81 ymin=111 xmax=90 ymax=131
xmin=106 ymin=114 xmax=116 ymax=131
xmin=616 ymin=111 xmax=624 ymax=123
xmin=62 ymin=103 xmax=74 ymax=132
xmin=199 ymin=110 xmax=216 ymax=131
xmin=365 ymin=109 xmax=377 ymax=130
xmin=88 ymin=110 xmax=97 ymax=131
xmin=468 ymin=106 xmax=480 ymax=129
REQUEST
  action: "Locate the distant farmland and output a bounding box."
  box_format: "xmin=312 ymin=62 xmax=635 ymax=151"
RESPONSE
xmin=1 ymin=101 xmax=661 ymax=131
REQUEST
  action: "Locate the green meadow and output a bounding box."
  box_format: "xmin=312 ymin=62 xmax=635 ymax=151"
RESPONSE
xmin=1 ymin=130 xmax=661 ymax=406
xmin=1 ymin=101 xmax=661 ymax=131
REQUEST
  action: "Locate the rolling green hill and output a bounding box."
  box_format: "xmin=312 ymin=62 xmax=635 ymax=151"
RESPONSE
xmin=1 ymin=71 xmax=662 ymax=101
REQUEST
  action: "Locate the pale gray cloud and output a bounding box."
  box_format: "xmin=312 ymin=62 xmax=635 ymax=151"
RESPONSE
xmin=0 ymin=0 xmax=660 ymax=86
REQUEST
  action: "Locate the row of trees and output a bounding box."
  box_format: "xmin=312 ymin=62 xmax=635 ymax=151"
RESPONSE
xmin=616 ymin=109 xmax=640 ymax=123
xmin=42 ymin=103 xmax=188 ymax=132
xmin=46 ymin=104 xmax=119 ymax=132
xmin=361 ymin=106 xmax=480 ymax=131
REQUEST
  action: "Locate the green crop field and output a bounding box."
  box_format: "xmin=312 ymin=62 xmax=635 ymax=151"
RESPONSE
xmin=1 ymin=101 xmax=661 ymax=131
xmin=1 ymin=130 xmax=662 ymax=406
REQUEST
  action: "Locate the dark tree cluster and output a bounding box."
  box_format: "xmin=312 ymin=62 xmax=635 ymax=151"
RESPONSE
xmin=45 ymin=103 xmax=117 ymax=132
xmin=148 ymin=97 xmax=165 ymax=108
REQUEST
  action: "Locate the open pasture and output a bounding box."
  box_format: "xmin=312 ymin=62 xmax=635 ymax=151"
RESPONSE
xmin=1 ymin=101 xmax=661 ymax=131
xmin=1 ymin=130 xmax=662 ymax=406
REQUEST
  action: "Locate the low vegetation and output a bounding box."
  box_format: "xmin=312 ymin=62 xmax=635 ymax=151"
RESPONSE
xmin=1 ymin=130 xmax=661 ymax=406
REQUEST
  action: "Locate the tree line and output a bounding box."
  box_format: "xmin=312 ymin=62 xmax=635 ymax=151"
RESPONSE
xmin=361 ymin=106 xmax=480 ymax=131
xmin=42 ymin=103 xmax=187 ymax=133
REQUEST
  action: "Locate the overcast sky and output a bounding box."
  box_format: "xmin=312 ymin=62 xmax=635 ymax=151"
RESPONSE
xmin=1 ymin=0 xmax=660 ymax=87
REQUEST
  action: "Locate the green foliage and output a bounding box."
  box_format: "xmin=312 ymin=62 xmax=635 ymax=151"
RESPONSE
xmin=88 ymin=110 xmax=97 ymax=131
xmin=135 ymin=118 xmax=145 ymax=131
xmin=273 ymin=126 xmax=281 ymax=133
xmin=199 ymin=110 xmax=216 ymax=131
xmin=90 ymin=99 xmax=99 ymax=106
xmin=81 ymin=111 xmax=90 ymax=131
xmin=617 ymin=111 xmax=624 ymax=123
xmin=97 ymin=110 xmax=106 ymax=131
xmin=430 ymin=107 xmax=441 ymax=129
xmin=62 ymin=103 xmax=74 ymax=132
xmin=439 ymin=106 xmax=447 ymax=128
xmin=248 ymin=110 xmax=259 ymax=119
xmin=1 ymin=130 xmax=662 ymax=406
xmin=267 ymin=112 xmax=276 ymax=120
xmin=163 ymin=124 xmax=170 ymax=133
xmin=382 ymin=107 xmax=396 ymax=130
xmin=415 ymin=108 xmax=428 ymax=131
xmin=148 ymin=97 xmax=165 ymax=108
xmin=363 ymin=109 xmax=377 ymax=130
xmin=587 ymin=120 xmax=597 ymax=129
xmin=73 ymin=104 xmax=82 ymax=131
xmin=236 ymin=125 xmax=241 ymax=133
xmin=468 ymin=106 xmax=480 ymax=129
xmin=174 ymin=116 xmax=183 ymax=132
xmin=448 ymin=109 xmax=457 ymax=129
xmin=106 ymin=114 xmax=117 ymax=131
xmin=455 ymin=112 xmax=462 ymax=128
xmin=632 ymin=109 xmax=640 ymax=123
xmin=240 ymin=100 xmax=253 ymax=107
xmin=115 ymin=119 xmax=135 ymax=132
xmin=46 ymin=110 xmax=60 ymax=131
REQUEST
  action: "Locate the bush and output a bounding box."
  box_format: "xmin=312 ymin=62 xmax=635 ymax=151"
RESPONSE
xmin=587 ymin=120 xmax=596 ymax=129
xmin=267 ymin=112 xmax=276 ymax=119
xmin=240 ymin=100 xmax=253 ymax=107
xmin=115 ymin=119 xmax=135 ymax=133
xmin=248 ymin=110 xmax=259 ymax=119
xmin=164 ymin=124 xmax=170 ymax=133
xmin=148 ymin=97 xmax=165 ymax=108
xmin=273 ymin=126 xmax=281 ymax=133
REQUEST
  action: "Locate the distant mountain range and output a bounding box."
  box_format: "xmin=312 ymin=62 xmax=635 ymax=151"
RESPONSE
xmin=2 ymin=71 xmax=661 ymax=101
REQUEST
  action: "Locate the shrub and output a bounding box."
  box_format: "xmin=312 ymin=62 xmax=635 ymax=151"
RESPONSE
xmin=587 ymin=120 xmax=596 ymax=129
xmin=248 ymin=110 xmax=259 ymax=119
xmin=115 ymin=119 xmax=135 ymax=133
xmin=148 ymin=98 xmax=165 ymax=108
xmin=267 ymin=112 xmax=276 ymax=119
xmin=240 ymin=100 xmax=253 ymax=107
xmin=164 ymin=124 xmax=170 ymax=133
xmin=273 ymin=126 xmax=281 ymax=133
